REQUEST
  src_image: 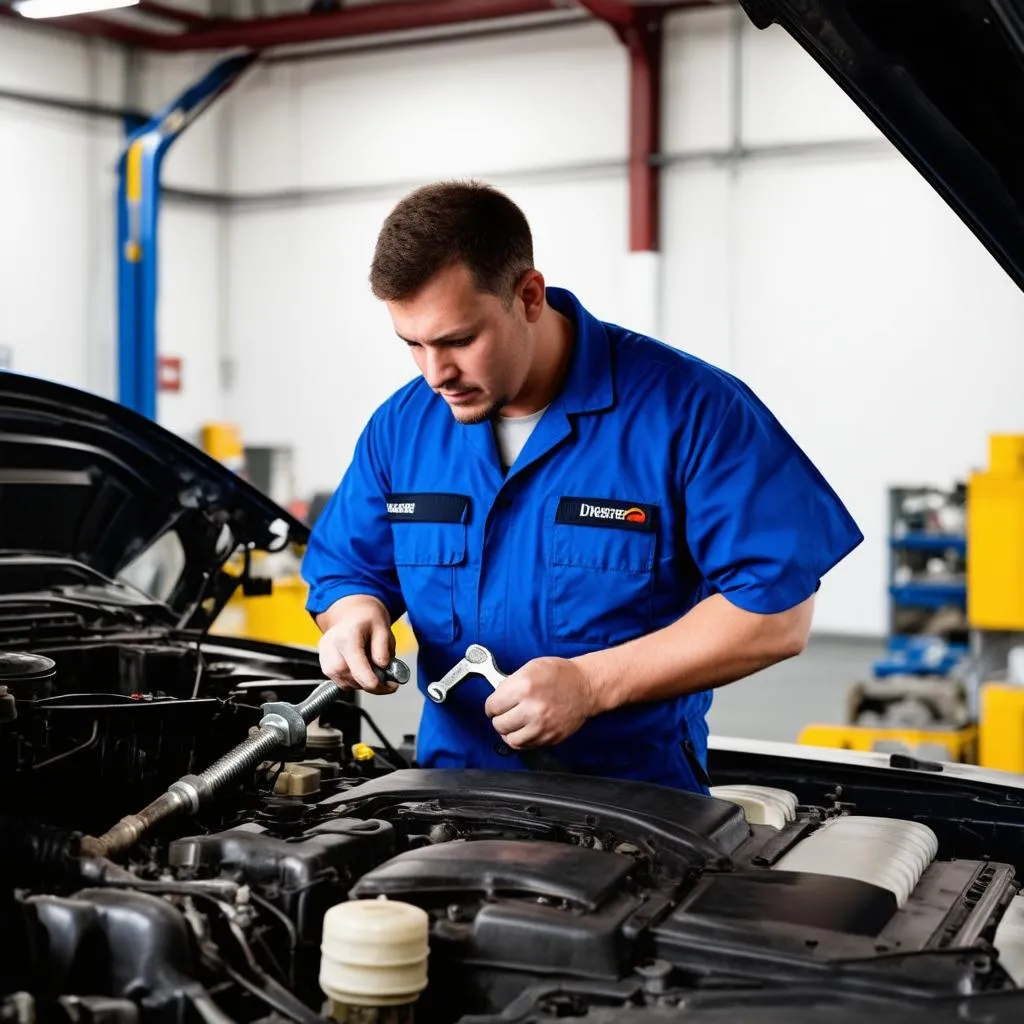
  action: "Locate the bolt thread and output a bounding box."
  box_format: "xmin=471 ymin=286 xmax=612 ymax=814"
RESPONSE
xmin=296 ymin=682 xmax=343 ymax=722
xmin=198 ymin=728 xmax=285 ymax=790
xmin=197 ymin=682 xmax=338 ymax=791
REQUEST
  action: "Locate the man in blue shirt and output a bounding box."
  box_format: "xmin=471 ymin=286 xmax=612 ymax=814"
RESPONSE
xmin=302 ymin=181 xmax=863 ymax=792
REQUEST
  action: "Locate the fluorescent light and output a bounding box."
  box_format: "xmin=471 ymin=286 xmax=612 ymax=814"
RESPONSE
xmin=13 ymin=0 xmax=139 ymax=18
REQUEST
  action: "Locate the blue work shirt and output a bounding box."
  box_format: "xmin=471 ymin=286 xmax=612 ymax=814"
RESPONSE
xmin=303 ymin=287 xmax=863 ymax=792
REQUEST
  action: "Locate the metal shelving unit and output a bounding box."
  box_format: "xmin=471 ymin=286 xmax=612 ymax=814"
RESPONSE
xmin=874 ymin=485 xmax=969 ymax=678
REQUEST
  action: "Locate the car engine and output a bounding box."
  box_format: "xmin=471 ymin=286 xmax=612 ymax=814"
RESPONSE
xmin=3 ymin=644 xmax=1024 ymax=1024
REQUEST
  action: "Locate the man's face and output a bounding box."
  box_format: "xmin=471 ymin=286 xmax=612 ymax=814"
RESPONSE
xmin=386 ymin=262 xmax=532 ymax=425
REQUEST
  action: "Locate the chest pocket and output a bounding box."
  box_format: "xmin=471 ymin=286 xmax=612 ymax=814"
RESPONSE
xmin=548 ymin=498 xmax=657 ymax=646
xmin=391 ymin=497 xmax=468 ymax=645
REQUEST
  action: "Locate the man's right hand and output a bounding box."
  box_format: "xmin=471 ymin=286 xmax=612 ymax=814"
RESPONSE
xmin=315 ymin=595 xmax=398 ymax=695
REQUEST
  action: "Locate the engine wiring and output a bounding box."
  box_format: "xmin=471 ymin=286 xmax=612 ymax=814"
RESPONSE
xmin=351 ymin=703 xmax=409 ymax=768
xmin=31 ymin=721 xmax=99 ymax=770
xmin=196 ymin=901 xmax=322 ymax=1024
xmin=190 ymin=566 xmax=219 ymax=701
xmin=257 ymin=760 xmax=287 ymax=795
xmin=92 ymin=870 xmax=316 ymax=1024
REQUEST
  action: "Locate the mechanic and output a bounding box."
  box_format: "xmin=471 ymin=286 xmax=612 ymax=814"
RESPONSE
xmin=301 ymin=181 xmax=863 ymax=793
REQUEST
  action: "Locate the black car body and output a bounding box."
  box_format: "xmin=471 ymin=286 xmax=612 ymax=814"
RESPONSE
xmin=3 ymin=3 xmax=1024 ymax=1022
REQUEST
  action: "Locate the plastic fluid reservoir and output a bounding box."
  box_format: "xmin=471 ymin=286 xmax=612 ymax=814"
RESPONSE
xmin=320 ymin=896 xmax=429 ymax=1023
xmin=307 ymin=718 xmax=344 ymax=758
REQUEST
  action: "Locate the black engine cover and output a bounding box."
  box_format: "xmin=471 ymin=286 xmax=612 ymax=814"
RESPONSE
xmin=350 ymin=838 xmax=634 ymax=909
xmin=169 ymin=817 xmax=396 ymax=942
xmin=322 ymin=768 xmax=750 ymax=871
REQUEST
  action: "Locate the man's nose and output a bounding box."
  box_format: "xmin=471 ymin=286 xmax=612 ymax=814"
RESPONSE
xmin=423 ymin=348 xmax=455 ymax=388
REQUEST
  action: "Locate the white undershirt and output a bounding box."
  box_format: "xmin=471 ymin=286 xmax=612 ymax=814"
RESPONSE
xmin=493 ymin=406 xmax=548 ymax=470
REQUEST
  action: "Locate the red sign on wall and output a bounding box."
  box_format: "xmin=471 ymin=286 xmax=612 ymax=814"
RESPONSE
xmin=158 ymin=355 xmax=182 ymax=392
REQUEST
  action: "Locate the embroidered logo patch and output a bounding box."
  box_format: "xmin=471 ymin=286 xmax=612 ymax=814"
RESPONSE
xmin=385 ymin=493 xmax=470 ymax=523
xmin=556 ymin=496 xmax=657 ymax=532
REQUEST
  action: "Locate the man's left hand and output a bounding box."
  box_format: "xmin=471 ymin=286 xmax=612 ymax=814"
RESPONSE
xmin=484 ymin=657 xmax=598 ymax=749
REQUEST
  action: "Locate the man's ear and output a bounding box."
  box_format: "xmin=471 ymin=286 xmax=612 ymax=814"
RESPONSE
xmin=517 ymin=269 xmax=546 ymax=322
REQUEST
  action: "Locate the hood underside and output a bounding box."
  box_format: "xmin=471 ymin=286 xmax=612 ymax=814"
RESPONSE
xmin=740 ymin=0 xmax=1024 ymax=292
xmin=0 ymin=372 xmax=309 ymax=624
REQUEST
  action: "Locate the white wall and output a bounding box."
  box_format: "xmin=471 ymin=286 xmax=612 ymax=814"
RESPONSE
xmin=8 ymin=7 xmax=1020 ymax=636
xmin=0 ymin=20 xmax=125 ymax=400
xmin=224 ymin=20 xmax=633 ymax=492
xmin=219 ymin=7 xmax=1024 ymax=637
xmin=659 ymin=11 xmax=1024 ymax=635
xmin=0 ymin=22 xmax=232 ymax=445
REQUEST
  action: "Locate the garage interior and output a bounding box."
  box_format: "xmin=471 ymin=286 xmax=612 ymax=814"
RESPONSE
xmin=8 ymin=3 xmax=1024 ymax=1021
xmin=3 ymin=0 xmax=1024 ymax=764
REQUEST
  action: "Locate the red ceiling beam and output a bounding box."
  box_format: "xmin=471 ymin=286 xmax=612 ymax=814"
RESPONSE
xmin=0 ymin=6 xmax=166 ymax=47
xmin=137 ymin=1 xmax=215 ymax=28
xmin=105 ymin=0 xmax=567 ymax=51
xmin=573 ymin=0 xmax=637 ymax=29
xmin=3 ymin=0 xmax=713 ymax=55
xmin=4 ymin=0 xmax=707 ymax=256
xmin=1 ymin=0 xmax=564 ymax=51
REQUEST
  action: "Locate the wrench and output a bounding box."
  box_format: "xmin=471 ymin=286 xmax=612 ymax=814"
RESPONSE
xmin=426 ymin=645 xmax=570 ymax=774
xmin=427 ymin=644 xmax=504 ymax=703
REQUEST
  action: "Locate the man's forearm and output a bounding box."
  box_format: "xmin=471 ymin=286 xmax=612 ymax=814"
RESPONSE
xmin=574 ymin=593 xmax=815 ymax=714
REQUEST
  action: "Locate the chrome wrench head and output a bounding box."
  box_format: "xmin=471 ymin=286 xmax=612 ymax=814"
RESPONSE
xmin=427 ymin=644 xmax=506 ymax=703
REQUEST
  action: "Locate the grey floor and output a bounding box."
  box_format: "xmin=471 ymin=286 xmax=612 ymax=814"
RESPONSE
xmin=360 ymin=635 xmax=884 ymax=748
xmin=706 ymin=633 xmax=884 ymax=742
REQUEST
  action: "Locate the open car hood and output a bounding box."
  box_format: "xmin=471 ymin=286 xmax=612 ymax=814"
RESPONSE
xmin=740 ymin=0 xmax=1024 ymax=292
xmin=0 ymin=372 xmax=309 ymax=626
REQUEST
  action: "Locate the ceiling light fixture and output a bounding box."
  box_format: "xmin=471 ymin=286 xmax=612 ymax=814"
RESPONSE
xmin=12 ymin=0 xmax=139 ymax=18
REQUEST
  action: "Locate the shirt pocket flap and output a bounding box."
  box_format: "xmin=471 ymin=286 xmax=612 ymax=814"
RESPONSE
xmin=551 ymin=522 xmax=655 ymax=574
xmin=393 ymin=523 xmax=467 ymax=567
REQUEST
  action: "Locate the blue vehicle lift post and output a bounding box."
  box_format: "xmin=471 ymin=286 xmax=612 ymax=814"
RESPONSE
xmin=117 ymin=53 xmax=257 ymax=420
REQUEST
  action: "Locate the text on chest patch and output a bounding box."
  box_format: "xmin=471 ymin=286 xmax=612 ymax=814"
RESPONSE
xmin=385 ymin=492 xmax=470 ymax=523
xmin=556 ymin=496 xmax=657 ymax=532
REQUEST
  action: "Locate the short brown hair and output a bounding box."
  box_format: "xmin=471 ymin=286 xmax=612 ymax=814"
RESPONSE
xmin=369 ymin=181 xmax=534 ymax=306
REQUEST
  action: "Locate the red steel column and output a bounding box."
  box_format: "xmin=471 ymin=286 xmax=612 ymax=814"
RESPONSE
xmin=625 ymin=13 xmax=664 ymax=253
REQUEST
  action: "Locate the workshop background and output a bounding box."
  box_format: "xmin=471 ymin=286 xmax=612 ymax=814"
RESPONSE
xmin=3 ymin=1 xmax=1023 ymax=749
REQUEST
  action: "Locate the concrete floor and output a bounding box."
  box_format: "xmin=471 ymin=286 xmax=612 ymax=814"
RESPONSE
xmin=706 ymin=633 xmax=883 ymax=742
xmin=360 ymin=634 xmax=884 ymax=749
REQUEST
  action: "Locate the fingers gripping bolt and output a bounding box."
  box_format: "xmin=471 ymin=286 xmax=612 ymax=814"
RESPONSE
xmin=262 ymin=657 xmax=410 ymax=748
xmin=427 ymin=644 xmax=507 ymax=703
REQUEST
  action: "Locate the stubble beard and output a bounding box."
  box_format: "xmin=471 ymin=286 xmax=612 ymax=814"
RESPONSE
xmin=451 ymin=394 xmax=507 ymax=426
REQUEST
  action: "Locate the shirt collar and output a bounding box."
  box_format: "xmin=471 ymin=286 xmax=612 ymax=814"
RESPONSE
xmin=545 ymin=287 xmax=615 ymax=415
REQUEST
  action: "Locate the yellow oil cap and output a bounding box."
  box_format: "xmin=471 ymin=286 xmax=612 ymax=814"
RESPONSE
xmin=351 ymin=743 xmax=376 ymax=762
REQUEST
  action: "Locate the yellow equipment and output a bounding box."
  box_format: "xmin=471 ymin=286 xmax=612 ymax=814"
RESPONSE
xmin=801 ymin=434 xmax=1024 ymax=772
xmin=798 ymin=723 xmax=978 ymax=764
xmin=221 ymin=572 xmax=323 ymax=648
xmin=979 ymin=683 xmax=1024 ymax=774
xmin=200 ymin=422 xmax=246 ymax=474
xmin=968 ymin=434 xmax=1024 ymax=631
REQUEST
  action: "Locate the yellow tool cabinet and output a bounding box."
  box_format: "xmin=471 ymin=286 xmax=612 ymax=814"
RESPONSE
xmin=799 ymin=434 xmax=1024 ymax=772
xmin=968 ymin=435 xmax=1024 ymax=631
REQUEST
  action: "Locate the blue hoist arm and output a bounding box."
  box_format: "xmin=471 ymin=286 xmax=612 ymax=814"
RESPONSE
xmin=117 ymin=52 xmax=257 ymax=420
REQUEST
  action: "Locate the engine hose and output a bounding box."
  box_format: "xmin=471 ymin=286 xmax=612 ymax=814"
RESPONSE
xmin=80 ymin=663 xmax=409 ymax=859
xmin=0 ymin=816 xmax=83 ymax=884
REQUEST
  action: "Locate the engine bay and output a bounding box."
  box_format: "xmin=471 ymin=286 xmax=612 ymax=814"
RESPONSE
xmin=4 ymin=639 xmax=1024 ymax=1023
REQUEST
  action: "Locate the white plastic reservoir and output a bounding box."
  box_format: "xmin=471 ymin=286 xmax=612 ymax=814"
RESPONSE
xmin=320 ymin=896 xmax=429 ymax=1009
